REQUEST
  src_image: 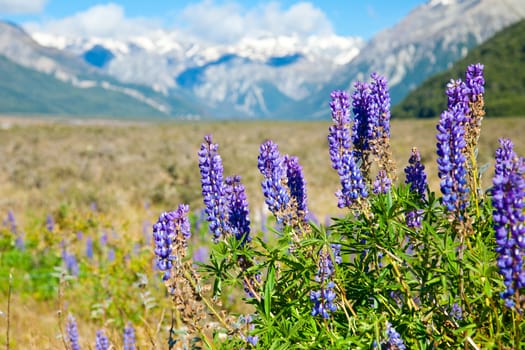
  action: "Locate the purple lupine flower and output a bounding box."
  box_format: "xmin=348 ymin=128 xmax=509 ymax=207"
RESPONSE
xmin=405 ymin=209 xmax=424 ymax=230
xmin=86 ymin=237 xmax=94 ymax=260
xmin=405 ymin=148 xmax=428 ymax=199
xmin=239 ymin=315 xmax=259 ymax=346
xmin=284 ymin=155 xmax=309 ymax=222
xmin=328 ymin=91 xmax=368 ymax=208
xmin=5 ymin=210 xmax=17 ymax=234
xmin=192 ymin=246 xmax=209 ymax=264
xmin=465 ymin=63 xmax=485 ymax=101
xmin=95 ymin=330 xmax=110 ymax=350
xmin=450 ymin=302 xmax=463 ymax=321
xmin=199 ymin=134 xmax=228 ymax=241
xmin=152 ymin=204 xmax=191 ymax=280
xmin=436 ymin=107 xmax=469 ymax=212
xmin=351 ymin=81 xmax=374 ymax=156
xmin=310 ymin=245 xmax=341 ymax=318
xmin=65 ymin=253 xmax=79 ymax=276
xmin=337 ymin=151 xmax=368 ymax=208
xmin=384 ymin=321 xmax=406 ymax=350
xmin=373 ymin=170 xmax=392 ymax=194
xmin=369 ymin=72 xmax=391 ymax=139
xmin=446 ymin=79 xmax=470 ymax=116
xmin=107 ymin=248 xmax=115 ymax=263
xmin=46 ymin=214 xmax=54 ymax=232
xmin=100 ymin=231 xmax=108 ymax=246
xmin=123 ymin=323 xmax=136 ymax=350
xmin=258 ymin=140 xmax=290 ymax=222
xmin=225 ymin=175 xmax=251 ymax=244
xmin=492 ymin=138 xmax=525 ymax=309
xmin=67 ymin=314 xmax=81 ymax=350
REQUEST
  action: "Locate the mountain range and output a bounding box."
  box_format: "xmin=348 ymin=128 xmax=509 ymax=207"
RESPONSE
xmin=0 ymin=0 xmax=524 ymax=119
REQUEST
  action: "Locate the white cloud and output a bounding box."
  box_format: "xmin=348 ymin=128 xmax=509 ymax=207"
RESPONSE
xmin=23 ymin=1 xmax=334 ymax=42
xmin=24 ymin=3 xmax=160 ymax=38
xmin=0 ymin=0 xmax=47 ymax=14
xmin=178 ymin=1 xmax=334 ymax=43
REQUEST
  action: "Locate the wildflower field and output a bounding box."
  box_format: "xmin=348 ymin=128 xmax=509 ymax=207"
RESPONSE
xmin=1 ymin=63 xmax=525 ymax=349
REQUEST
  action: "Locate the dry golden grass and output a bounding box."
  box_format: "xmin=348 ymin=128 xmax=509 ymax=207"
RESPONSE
xmin=0 ymin=117 xmax=524 ymax=223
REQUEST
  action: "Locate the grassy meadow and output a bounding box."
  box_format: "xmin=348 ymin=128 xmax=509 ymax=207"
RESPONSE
xmin=1 ymin=115 xmax=524 ymax=348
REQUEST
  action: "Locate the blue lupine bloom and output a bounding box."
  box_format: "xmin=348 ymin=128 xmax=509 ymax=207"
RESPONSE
xmin=258 ymin=140 xmax=290 ymax=222
xmin=436 ymin=107 xmax=469 ymax=212
xmin=225 ymin=175 xmax=251 ymax=244
xmin=152 ymin=204 xmax=191 ymax=280
xmin=95 ymin=330 xmax=109 ymax=350
xmin=123 ymin=323 xmax=136 ymax=350
xmin=405 ymin=209 xmax=424 ymax=230
xmin=328 ymin=90 xmax=368 ymax=208
xmin=465 ymin=63 xmax=485 ymax=101
xmin=46 ymin=213 xmax=54 ymax=232
xmin=285 ymin=155 xmax=309 ymax=222
xmin=369 ymin=72 xmax=391 ymax=140
xmin=373 ymin=170 xmax=392 ymax=194
xmin=492 ymin=138 xmax=525 ymax=309
xmin=446 ymin=79 xmax=470 ymax=117
xmin=405 ymin=147 xmax=428 ymax=199
xmin=86 ymin=236 xmax=94 ymax=260
xmin=310 ymin=245 xmax=341 ymax=318
xmin=107 ymin=248 xmax=115 ymax=263
xmin=450 ymin=302 xmax=463 ymax=321
xmin=67 ymin=314 xmax=81 ymax=350
xmin=199 ymin=134 xmax=228 ymax=241
xmin=384 ymin=321 xmax=406 ymax=350
xmin=5 ymin=210 xmax=17 ymax=234
xmin=351 ymin=81 xmax=374 ymax=156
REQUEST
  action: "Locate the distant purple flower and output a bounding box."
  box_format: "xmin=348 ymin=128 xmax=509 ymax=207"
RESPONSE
xmin=100 ymin=231 xmax=108 ymax=246
xmin=239 ymin=315 xmax=259 ymax=346
xmin=95 ymin=330 xmax=109 ymax=350
xmin=436 ymin=107 xmax=469 ymax=212
xmin=225 ymin=175 xmax=251 ymax=244
xmin=405 ymin=147 xmax=427 ymax=199
xmin=383 ymin=321 xmax=406 ymax=350
xmin=152 ymin=204 xmax=191 ymax=280
xmin=107 ymin=248 xmax=115 ymax=263
xmin=86 ymin=237 xmax=93 ymax=260
xmin=199 ymin=134 xmax=228 ymax=241
xmin=373 ymin=170 xmax=392 ymax=194
xmin=46 ymin=214 xmax=54 ymax=232
xmin=123 ymin=323 xmax=136 ymax=350
xmin=192 ymin=246 xmax=209 ymax=264
xmin=66 ymin=314 xmax=81 ymax=350
xmin=492 ymin=138 xmax=525 ymax=309
xmin=4 ymin=210 xmax=17 ymax=234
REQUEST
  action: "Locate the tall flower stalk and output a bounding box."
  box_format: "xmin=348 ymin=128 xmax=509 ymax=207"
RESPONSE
xmin=328 ymin=90 xmax=368 ymax=210
xmin=492 ymin=138 xmax=525 ymax=311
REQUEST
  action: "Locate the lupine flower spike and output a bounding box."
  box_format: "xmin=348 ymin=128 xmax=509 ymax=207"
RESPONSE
xmin=95 ymin=330 xmax=110 ymax=350
xmin=199 ymin=134 xmax=227 ymax=241
xmin=66 ymin=314 xmax=81 ymax=350
xmin=328 ymin=90 xmax=368 ymax=210
xmin=383 ymin=321 xmax=406 ymax=350
xmin=123 ymin=323 xmax=136 ymax=350
xmin=310 ymin=245 xmax=341 ymax=318
xmin=492 ymin=138 xmax=525 ymax=310
xmin=404 ymin=147 xmax=428 ymax=229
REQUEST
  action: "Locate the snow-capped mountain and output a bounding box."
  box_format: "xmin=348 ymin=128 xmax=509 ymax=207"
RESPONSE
xmin=0 ymin=21 xmax=207 ymax=116
xmin=29 ymin=29 xmax=364 ymax=117
xmin=283 ymin=0 xmax=525 ymax=119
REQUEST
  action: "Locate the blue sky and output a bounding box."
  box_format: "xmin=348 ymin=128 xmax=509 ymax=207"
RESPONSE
xmin=0 ymin=1 xmax=427 ymax=40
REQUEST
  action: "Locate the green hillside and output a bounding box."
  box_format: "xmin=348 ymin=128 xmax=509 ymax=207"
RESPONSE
xmin=0 ymin=54 xmax=167 ymax=118
xmin=393 ymin=19 xmax=525 ymax=118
